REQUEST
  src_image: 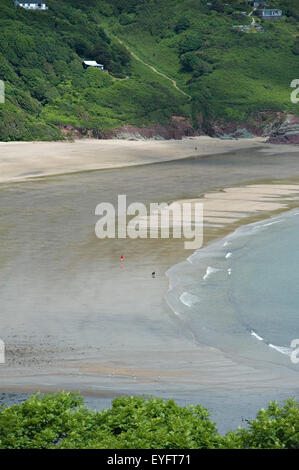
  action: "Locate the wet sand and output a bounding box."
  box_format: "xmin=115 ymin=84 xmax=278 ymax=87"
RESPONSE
xmin=1 ymin=143 xmax=299 ymax=429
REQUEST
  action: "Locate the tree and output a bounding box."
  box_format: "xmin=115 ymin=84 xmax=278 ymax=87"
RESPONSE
xmin=180 ymin=52 xmax=212 ymax=76
xmin=292 ymin=38 xmax=299 ymax=56
xmin=179 ymin=33 xmax=202 ymax=54
xmin=175 ymin=17 xmax=190 ymax=34
xmin=2 ymin=393 xmax=299 ymax=449
xmin=0 ymin=393 xmax=223 ymax=449
xmin=226 ymin=399 xmax=299 ymax=449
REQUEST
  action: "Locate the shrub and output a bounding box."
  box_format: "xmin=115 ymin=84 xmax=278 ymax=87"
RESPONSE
xmin=2 ymin=393 xmax=299 ymax=449
xmin=175 ymin=17 xmax=190 ymax=34
xmin=226 ymin=399 xmax=299 ymax=449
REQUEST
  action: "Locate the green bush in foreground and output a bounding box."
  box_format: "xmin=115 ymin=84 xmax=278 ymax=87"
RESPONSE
xmin=1 ymin=393 xmax=299 ymax=449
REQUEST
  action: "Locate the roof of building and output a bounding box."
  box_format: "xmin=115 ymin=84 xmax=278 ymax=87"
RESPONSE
xmin=258 ymin=9 xmax=282 ymax=13
xmin=16 ymin=1 xmax=47 ymax=4
xmin=83 ymin=61 xmax=104 ymax=67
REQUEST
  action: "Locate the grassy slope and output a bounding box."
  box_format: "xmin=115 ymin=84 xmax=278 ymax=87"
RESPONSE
xmin=104 ymin=0 xmax=299 ymax=126
xmin=0 ymin=0 xmax=298 ymax=141
xmin=0 ymin=0 xmax=188 ymax=141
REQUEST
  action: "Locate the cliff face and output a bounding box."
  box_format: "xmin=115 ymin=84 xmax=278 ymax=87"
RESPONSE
xmin=102 ymin=116 xmax=196 ymax=140
xmin=60 ymin=116 xmax=197 ymax=141
xmin=59 ymin=113 xmax=299 ymax=144
xmin=203 ymin=113 xmax=299 ymax=144
xmin=267 ymin=115 xmax=299 ymax=145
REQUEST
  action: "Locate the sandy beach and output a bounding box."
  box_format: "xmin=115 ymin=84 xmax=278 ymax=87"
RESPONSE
xmin=1 ymin=136 xmax=298 ymax=184
xmin=1 ymin=139 xmax=299 ymax=430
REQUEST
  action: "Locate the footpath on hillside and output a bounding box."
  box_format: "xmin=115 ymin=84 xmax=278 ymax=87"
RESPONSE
xmin=115 ymin=37 xmax=192 ymax=99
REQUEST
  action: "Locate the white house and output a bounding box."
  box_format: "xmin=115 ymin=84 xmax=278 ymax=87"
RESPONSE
xmin=248 ymin=1 xmax=266 ymax=7
xmin=254 ymin=9 xmax=283 ymax=19
xmin=15 ymin=1 xmax=48 ymax=10
xmin=82 ymin=61 xmax=104 ymax=71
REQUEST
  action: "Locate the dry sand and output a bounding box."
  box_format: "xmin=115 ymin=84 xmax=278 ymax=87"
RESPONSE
xmin=177 ymin=184 xmax=299 ymax=235
xmin=127 ymin=183 xmax=299 ymax=246
xmin=0 ymin=136 xmax=298 ymax=184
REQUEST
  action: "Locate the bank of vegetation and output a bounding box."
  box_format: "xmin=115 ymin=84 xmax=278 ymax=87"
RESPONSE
xmin=0 ymin=0 xmax=298 ymax=140
xmin=1 ymin=392 xmax=299 ymax=449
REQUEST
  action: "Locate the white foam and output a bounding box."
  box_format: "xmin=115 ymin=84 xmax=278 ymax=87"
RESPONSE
xmin=260 ymin=220 xmax=282 ymax=228
xmin=269 ymin=343 xmax=292 ymax=357
xmin=250 ymin=330 xmax=263 ymax=341
xmin=203 ymin=266 xmax=220 ymax=281
xmin=179 ymin=292 xmax=200 ymax=307
xmin=225 ymin=252 xmax=232 ymax=259
xmin=227 ymin=268 xmax=232 ymax=276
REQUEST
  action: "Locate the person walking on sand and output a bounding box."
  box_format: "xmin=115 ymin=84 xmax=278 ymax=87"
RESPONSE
xmin=120 ymin=255 xmax=126 ymax=271
xmin=152 ymin=272 xmax=156 ymax=278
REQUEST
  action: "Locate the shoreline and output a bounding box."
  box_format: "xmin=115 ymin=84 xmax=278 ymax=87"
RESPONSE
xmin=188 ymin=180 xmax=299 ymax=248
xmin=1 ymin=137 xmax=298 ymax=184
xmin=1 ymin=179 xmax=299 ymax=397
xmin=1 ymin=144 xmax=299 ymax=410
xmin=166 ymin=205 xmax=299 ymax=362
xmin=1 ymin=174 xmax=299 ymax=431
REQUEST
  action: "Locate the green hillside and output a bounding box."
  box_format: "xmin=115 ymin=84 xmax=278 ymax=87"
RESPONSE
xmin=0 ymin=0 xmax=298 ymax=141
xmin=104 ymin=0 xmax=299 ymax=127
xmin=0 ymin=0 xmax=187 ymax=140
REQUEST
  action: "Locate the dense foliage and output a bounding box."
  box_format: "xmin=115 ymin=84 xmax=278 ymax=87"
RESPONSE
xmin=0 ymin=0 xmax=298 ymax=140
xmin=0 ymin=0 xmax=186 ymax=140
xmin=1 ymin=392 xmax=299 ymax=449
xmin=103 ymin=0 xmax=299 ymax=128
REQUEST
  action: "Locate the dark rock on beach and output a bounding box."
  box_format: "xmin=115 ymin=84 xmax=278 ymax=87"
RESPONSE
xmin=267 ymin=114 xmax=299 ymax=145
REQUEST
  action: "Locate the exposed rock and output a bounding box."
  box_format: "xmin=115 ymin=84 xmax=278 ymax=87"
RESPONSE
xmin=59 ymin=125 xmax=94 ymax=139
xmin=267 ymin=114 xmax=299 ymax=145
xmin=205 ymin=112 xmax=299 ymax=144
xmin=58 ymin=112 xmax=299 ymax=144
xmin=102 ymin=116 xmax=197 ymax=140
xmin=210 ymin=125 xmax=262 ymax=140
xmin=59 ymin=116 xmax=196 ymax=141
xmin=206 ymin=111 xmax=282 ymax=140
